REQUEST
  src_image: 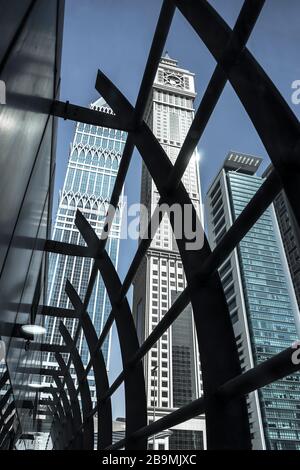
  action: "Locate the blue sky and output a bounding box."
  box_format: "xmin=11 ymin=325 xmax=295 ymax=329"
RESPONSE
xmin=54 ymin=0 xmax=300 ymax=418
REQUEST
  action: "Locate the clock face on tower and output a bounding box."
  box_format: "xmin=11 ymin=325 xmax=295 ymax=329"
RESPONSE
xmin=169 ymin=76 xmax=179 ymax=85
xmin=163 ymin=71 xmax=184 ymax=89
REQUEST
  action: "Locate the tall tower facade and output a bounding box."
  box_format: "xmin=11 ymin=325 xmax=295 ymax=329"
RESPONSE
xmin=133 ymin=54 xmax=206 ymax=450
xmin=263 ymin=164 xmax=300 ymax=312
xmin=43 ymin=98 xmax=126 ymax=404
xmin=206 ymin=152 xmax=300 ymax=450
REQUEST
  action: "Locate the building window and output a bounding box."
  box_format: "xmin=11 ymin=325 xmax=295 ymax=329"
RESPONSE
xmin=169 ymin=430 xmax=204 ymax=450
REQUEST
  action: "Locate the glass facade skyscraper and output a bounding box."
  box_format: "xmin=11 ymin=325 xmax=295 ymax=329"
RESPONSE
xmin=43 ymin=98 xmax=126 ymax=404
xmin=206 ymin=152 xmax=300 ymax=449
xmin=263 ymin=164 xmax=300 ymax=312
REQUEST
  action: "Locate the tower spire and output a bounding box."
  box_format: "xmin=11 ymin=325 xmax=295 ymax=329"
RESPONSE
xmin=160 ymin=50 xmax=178 ymax=66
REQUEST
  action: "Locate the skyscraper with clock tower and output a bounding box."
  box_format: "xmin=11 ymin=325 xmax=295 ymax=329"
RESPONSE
xmin=133 ymin=53 xmax=206 ymax=450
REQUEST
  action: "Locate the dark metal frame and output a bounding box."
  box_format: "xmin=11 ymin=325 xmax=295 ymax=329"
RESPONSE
xmin=3 ymin=0 xmax=300 ymax=450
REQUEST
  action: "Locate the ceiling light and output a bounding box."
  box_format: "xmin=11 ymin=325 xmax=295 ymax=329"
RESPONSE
xmin=21 ymin=325 xmax=46 ymax=337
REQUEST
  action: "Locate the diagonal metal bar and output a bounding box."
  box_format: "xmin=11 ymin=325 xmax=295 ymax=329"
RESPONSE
xmin=47 ymin=391 xmax=66 ymax=450
xmin=75 ymin=212 xmax=147 ymax=450
xmin=40 ymin=305 xmax=77 ymax=319
xmin=55 ymin=352 xmax=83 ymax=450
xmin=51 ymin=100 xmax=135 ymax=131
xmin=48 ymin=403 xmax=64 ymax=451
xmin=39 ymin=343 xmax=69 ymax=353
xmin=175 ymin=0 xmax=300 ymax=227
xmin=164 ymin=0 xmax=266 ymax=192
xmin=59 ymin=321 xmax=94 ymax=450
xmin=107 ymin=345 xmax=300 ymax=449
xmin=0 ymin=411 xmax=15 ymax=449
xmin=11 ymin=341 xmax=68 ymax=354
xmin=3 ymin=302 xmax=76 ymax=319
xmin=65 ymin=282 xmax=112 ymax=450
xmin=52 ymin=376 xmax=74 ymax=449
xmin=45 ymin=240 xmax=93 ymax=258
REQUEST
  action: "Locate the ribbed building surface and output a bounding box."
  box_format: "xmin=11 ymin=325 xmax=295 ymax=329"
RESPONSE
xmin=43 ymin=98 xmax=126 ymax=404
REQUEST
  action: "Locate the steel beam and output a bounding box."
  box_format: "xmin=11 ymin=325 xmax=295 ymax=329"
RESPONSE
xmin=51 ymin=100 xmax=135 ymax=131
xmin=75 ymin=212 xmax=147 ymax=450
xmin=59 ymin=322 xmax=94 ymax=450
xmin=66 ymin=282 xmax=112 ymax=450
xmin=55 ymin=352 xmax=83 ymax=449
xmin=108 ymin=345 xmax=300 ymax=449
xmin=174 ymin=0 xmax=300 ymax=227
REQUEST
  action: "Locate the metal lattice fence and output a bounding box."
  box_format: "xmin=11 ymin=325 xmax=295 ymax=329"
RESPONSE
xmin=4 ymin=0 xmax=299 ymax=450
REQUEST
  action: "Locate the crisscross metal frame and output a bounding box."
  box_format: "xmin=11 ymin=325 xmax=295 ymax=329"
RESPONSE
xmin=9 ymin=0 xmax=300 ymax=451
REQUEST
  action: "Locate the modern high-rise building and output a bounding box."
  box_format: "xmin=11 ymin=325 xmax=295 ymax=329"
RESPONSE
xmin=263 ymin=164 xmax=300 ymax=311
xmin=43 ymin=98 xmax=126 ymax=404
xmin=132 ymin=54 xmax=206 ymax=450
xmin=206 ymin=152 xmax=300 ymax=450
